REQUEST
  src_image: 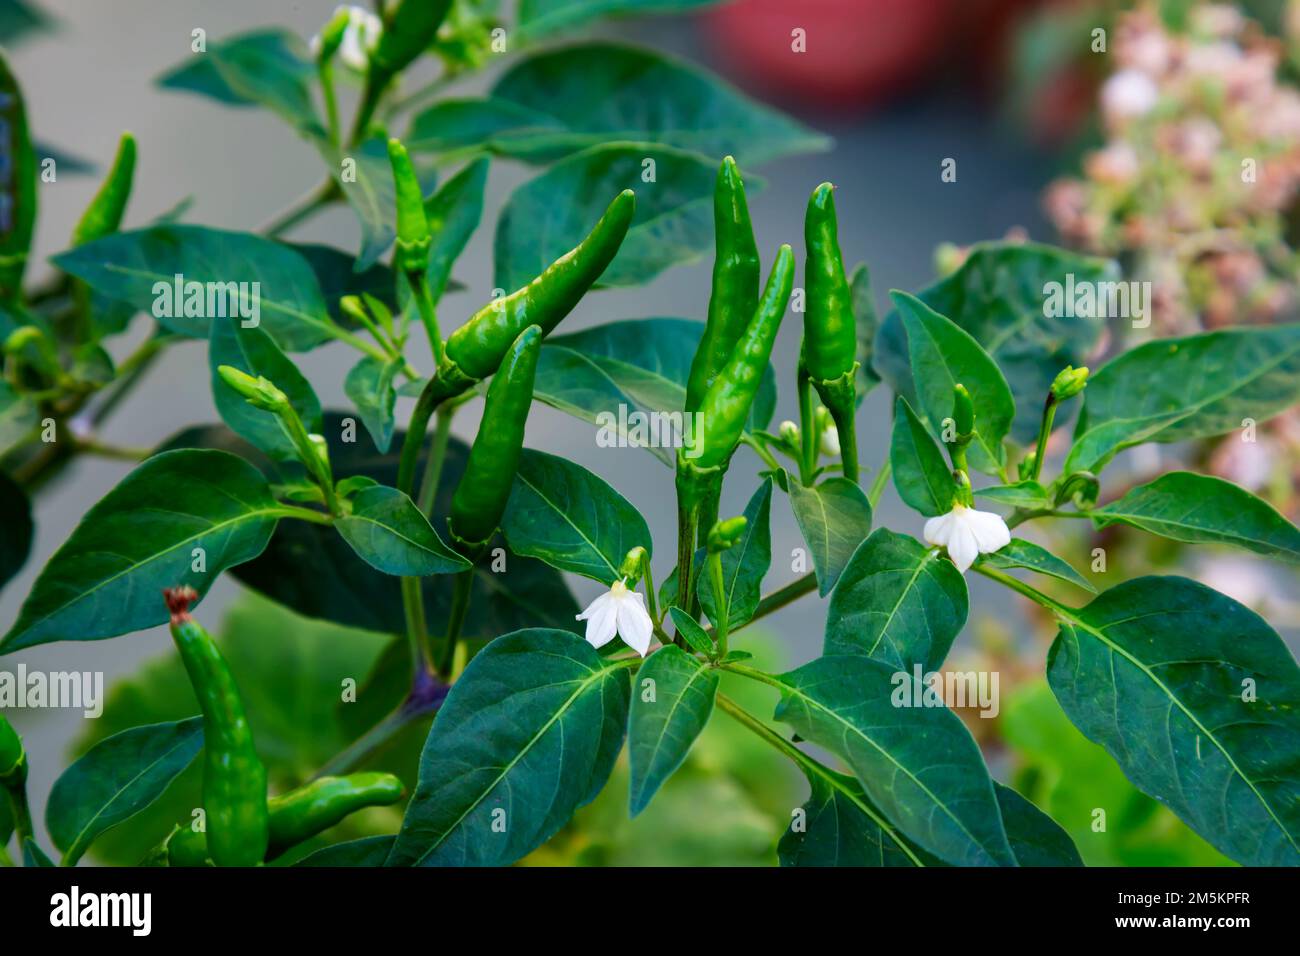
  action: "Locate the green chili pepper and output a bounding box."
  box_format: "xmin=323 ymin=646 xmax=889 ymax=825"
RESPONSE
xmin=448 ymin=324 xmax=542 ymax=546
xmin=163 ymin=772 xmax=404 ymax=866
xmin=388 ymin=138 xmax=431 ymax=275
xmin=0 ymin=712 xmax=23 ymax=781
xmin=371 ymin=0 xmax=453 ymax=79
xmin=682 ymin=243 xmax=794 ymax=477
xmin=165 ymin=586 xmax=268 ymax=868
xmin=443 ymin=189 xmax=635 ymax=380
xmin=685 ymin=156 xmax=760 ymax=415
xmin=952 ymin=383 xmax=975 ymax=438
xmin=803 ymin=182 xmax=860 ymax=481
xmin=71 ymin=132 xmax=136 ymax=247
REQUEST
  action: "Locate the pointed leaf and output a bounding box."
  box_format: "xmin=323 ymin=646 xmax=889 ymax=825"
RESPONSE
xmin=388 ymin=630 xmax=633 ymax=866
xmin=975 ymin=480 xmax=1050 ymax=510
xmin=501 ymin=448 xmax=651 ymax=584
xmin=994 ymin=782 xmax=1084 ymax=867
xmin=1047 ymin=576 xmax=1300 ymax=866
xmin=422 ymin=156 xmax=488 ymax=304
xmin=667 ymin=606 xmax=714 ymax=656
xmin=628 ymin=644 xmax=718 ymax=816
xmin=890 ymin=395 xmax=953 ymax=517
xmin=295 ymin=835 xmax=396 ymax=867
xmin=1 ymin=450 xmax=281 ymax=652
xmin=826 ymin=529 xmax=967 ymax=672
xmin=978 ymin=538 xmax=1095 ymax=593
xmin=772 ymin=655 xmax=1018 ymax=866
xmin=850 ymin=262 xmax=881 ymax=399
xmin=45 ymin=717 xmax=203 ymax=865
xmin=344 ymin=355 xmax=399 ymax=454
xmin=336 ymin=485 xmax=470 ymax=577
xmin=1092 ymin=472 xmax=1300 ymax=563
xmin=787 ymin=475 xmax=873 ymax=595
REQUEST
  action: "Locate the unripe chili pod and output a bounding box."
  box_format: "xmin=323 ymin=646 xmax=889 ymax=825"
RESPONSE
xmin=685 ymin=243 xmax=794 ymax=472
xmin=448 ymin=325 xmax=542 ymax=546
xmin=0 ymin=712 xmax=23 ymax=780
xmin=444 ymin=189 xmax=635 ymax=380
xmin=388 ymin=138 xmax=431 ymax=275
xmin=164 ymin=587 xmax=268 ymax=867
xmin=164 ymin=772 xmax=405 ymax=866
xmin=685 ymin=156 xmax=760 ymax=414
xmin=953 ymin=383 xmax=975 ymax=438
xmin=371 ymin=0 xmax=452 ymax=79
xmin=71 ymin=132 xmax=136 ymax=247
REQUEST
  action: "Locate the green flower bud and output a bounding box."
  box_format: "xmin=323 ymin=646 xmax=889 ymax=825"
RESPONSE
xmin=1050 ymin=365 xmax=1089 ymax=401
xmin=618 ymin=546 xmax=648 ymax=583
xmin=216 ymin=365 xmax=289 ymax=413
xmin=388 ymin=138 xmax=431 ymax=275
xmin=707 ymin=516 xmax=748 ymax=554
xmin=316 ymin=7 xmax=352 ymax=65
xmin=778 ymin=420 xmax=800 ymax=447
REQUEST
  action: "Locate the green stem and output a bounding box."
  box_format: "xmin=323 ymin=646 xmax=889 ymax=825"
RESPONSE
xmin=349 ymin=73 xmax=387 ymax=145
xmin=407 ymin=270 xmax=445 ymax=370
xmin=1005 ymin=508 xmax=1092 ymax=530
xmin=416 ymin=406 xmax=454 ymax=515
xmin=313 ymin=706 xmax=411 ymax=779
xmin=707 ymin=551 xmax=728 ymax=656
xmin=751 ymin=572 xmax=817 ymax=622
xmin=319 ymin=62 xmax=341 ymax=145
xmin=867 ymin=459 xmax=892 ymax=508
xmin=437 ymin=569 xmax=475 ymax=677
xmin=740 ymin=433 xmax=780 ymax=471
xmin=2 ymin=777 xmax=34 ymax=851
xmin=831 ymin=404 xmax=859 ymax=484
xmin=259 ymin=177 xmax=340 ymax=238
xmin=274 ymin=504 xmax=335 ymax=526
xmin=974 ymin=563 xmax=1070 ymax=615
xmin=676 ymin=499 xmax=699 ymax=623
xmin=640 ymin=554 xmax=660 ymax=625
xmin=73 ymin=438 xmax=151 ymax=462
xmin=713 ymin=691 xmax=926 ymax=866
xmin=797 ymin=365 xmax=817 ymax=485
xmin=1030 ymin=395 xmax=1057 ymax=482
xmin=400 ymin=575 xmax=434 ymax=678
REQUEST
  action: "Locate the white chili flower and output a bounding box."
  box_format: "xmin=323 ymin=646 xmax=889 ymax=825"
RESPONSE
xmin=576 ymin=579 xmax=653 ymax=656
xmin=1101 ymin=68 xmax=1159 ymax=122
xmin=311 ymin=5 xmax=382 ymax=70
xmin=923 ymin=504 xmax=1011 ymax=573
xmin=819 ymin=422 xmax=840 ymax=457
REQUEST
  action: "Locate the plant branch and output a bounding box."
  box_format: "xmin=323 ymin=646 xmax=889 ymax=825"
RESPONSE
xmin=867 ymin=459 xmax=892 ymax=508
xmin=416 ymin=405 xmax=454 ymax=515
xmin=259 ymin=177 xmax=340 ymax=238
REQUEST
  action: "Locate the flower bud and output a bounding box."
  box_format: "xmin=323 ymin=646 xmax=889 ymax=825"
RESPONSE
xmin=707 ymin=516 xmax=748 ymax=554
xmin=314 ymin=7 xmax=353 ymax=65
xmin=778 ymin=420 xmax=800 ymax=447
xmin=618 ymin=546 xmax=648 ymax=583
xmin=1050 ymin=365 xmax=1089 ymax=401
xmin=216 ymin=365 xmax=289 ymax=413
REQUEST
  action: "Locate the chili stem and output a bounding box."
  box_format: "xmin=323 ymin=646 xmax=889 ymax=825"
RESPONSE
xmin=319 ymin=62 xmax=341 ymax=145
xmin=831 ymin=404 xmax=859 ymax=484
xmin=867 ymin=459 xmax=892 ymax=508
xmin=407 ymin=270 xmax=445 ymax=368
xmin=640 ymin=554 xmax=660 ymax=625
xmin=675 ymin=500 xmax=699 ymax=625
xmin=1030 ymin=394 xmax=1057 ymax=482
xmin=707 ymin=551 xmax=729 ymax=656
xmin=400 ymin=575 xmax=434 ymax=678
xmin=437 ymin=569 xmax=475 ymax=677
xmin=416 ymin=406 xmax=454 ymax=515
xmin=259 ymin=177 xmax=339 ymax=238
xmin=796 ymin=365 xmax=817 ymax=485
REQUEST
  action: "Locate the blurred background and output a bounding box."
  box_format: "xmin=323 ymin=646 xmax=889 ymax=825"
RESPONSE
xmin=3 ymin=0 xmax=1298 ymax=865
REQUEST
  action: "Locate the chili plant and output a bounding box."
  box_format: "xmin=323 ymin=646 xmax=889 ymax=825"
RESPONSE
xmin=2 ymin=2 xmax=1300 ymax=870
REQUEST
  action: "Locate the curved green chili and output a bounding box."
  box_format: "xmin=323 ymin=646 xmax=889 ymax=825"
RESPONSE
xmin=803 ymin=182 xmax=860 ymax=481
xmin=71 ymin=132 xmax=136 ymax=247
xmin=684 ymin=243 xmax=794 ymax=474
xmin=448 ymin=324 xmax=542 ymax=546
xmin=685 ymin=156 xmax=760 ymax=414
xmin=444 ymin=189 xmax=635 ymax=380
xmin=165 ymin=586 xmax=268 ymax=867
xmin=371 ymin=0 xmax=452 ymax=79
xmin=164 ymin=772 xmax=404 ymax=866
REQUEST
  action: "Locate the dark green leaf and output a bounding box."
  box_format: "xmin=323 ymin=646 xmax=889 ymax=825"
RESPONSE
xmin=295 ymin=835 xmax=396 ymax=867
xmin=45 ymin=717 xmax=203 ymax=865
xmin=667 ymin=606 xmax=714 ymax=656
xmin=157 ymin=29 xmax=322 ymax=135
xmin=517 ymin=0 xmax=721 ymax=37
xmin=698 ymin=479 xmax=772 ymax=630
xmin=0 ymin=450 xmax=281 ymax=652
xmin=0 ymin=469 xmax=33 ymax=593
xmin=995 ymin=782 xmax=1083 ymax=867
xmin=975 ymin=479 xmax=1050 ymax=510
xmin=422 ymin=156 xmax=488 ymax=304
xmin=890 ymin=395 xmax=953 ymax=517
xmin=501 ymin=448 xmax=651 ymax=583
xmin=826 ymin=528 xmax=967 ymax=672
xmin=496 ymin=143 xmax=726 ymax=291
xmin=1092 ymin=471 xmax=1300 ymax=563
xmin=336 ymin=485 xmax=470 ymax=576
xmin=1047 ymin=576 xmax=1300 ymax=866
xmin=773 ymin=655 xmax=1017 ymax=866
xmin=787 ymin=475 xmax=873 ymax=595
xmin=876 ymin=242 xmax=1114 ymax=441
xmin=537 ymin=318 xmax=776 ymax=465
xmin=388 ymin=629 xmax=632 ymax=865
xmin=892 ymin=291 xmax=1015 ymax=475
xmin=628 ymin=644 xmax=718 ymax=816
xmin=53 ymin=225 xmax=336 ymax=349
xmin=0 ymin=50 xmax=36 ymax=301
xmin=344 ymin=355 xmax=400 ymax=454
xmin=411 ymin=43 xmax=825 ymax=166
xmin=210 ymin=319 xmax=322 ymax=461
xmin=1068 ymin=325 xmax=1300 ymax=473
xmin=978 ymin=538 xmax=1095 ymax=593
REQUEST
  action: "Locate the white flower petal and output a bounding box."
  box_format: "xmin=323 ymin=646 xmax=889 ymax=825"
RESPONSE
xmin=924 ymin=510 xmax=955 ymax=548
xmin=947 ymin=520 xmax=981 ymax=573
xmin=964 ymin=507 xmax=1011 ymax=554
xmin=615 ymin=592 xmax=654 ymax=657
xmin=577 ymin=592 xmax=618 ymax=648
